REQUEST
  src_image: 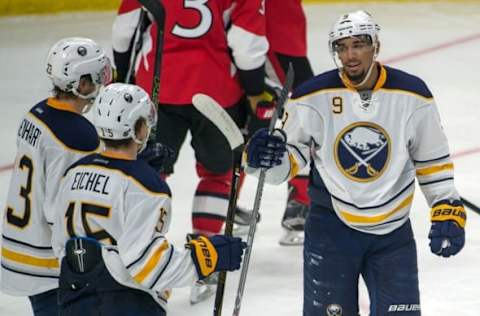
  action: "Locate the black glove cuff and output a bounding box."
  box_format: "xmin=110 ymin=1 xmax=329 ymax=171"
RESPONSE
xmin=238 ymin=65 xmax=266 ymax=96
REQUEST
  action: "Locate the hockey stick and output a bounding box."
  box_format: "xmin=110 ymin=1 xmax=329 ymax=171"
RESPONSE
xmin=124 ymin=8 xmax=147 ymax=83
xmin=137 ymin=0 xmax=165 ymax=141
xmin=232 ymin=64 xmax=295 ymax=316
xmin=192 ymin=94 xmax=244 ymax=316
xmin=461 ymin=197 xmax=480 ymax=215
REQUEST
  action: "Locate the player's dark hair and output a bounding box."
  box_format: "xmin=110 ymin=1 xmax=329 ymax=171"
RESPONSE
xmin=52 ymin=74 xmax=93 ymax=99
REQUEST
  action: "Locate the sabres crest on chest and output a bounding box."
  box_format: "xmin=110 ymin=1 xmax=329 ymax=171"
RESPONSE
xmin=333 ymin=121 xmax=391 ymax=182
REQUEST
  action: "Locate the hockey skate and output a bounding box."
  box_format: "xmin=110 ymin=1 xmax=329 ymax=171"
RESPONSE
xmin=231 ymin=206 xmax=261 ymax=237
xmin=190 ymin=272 xmax=218 ymax=305
xmin=279 ymin=199 xmax=308 ymax=246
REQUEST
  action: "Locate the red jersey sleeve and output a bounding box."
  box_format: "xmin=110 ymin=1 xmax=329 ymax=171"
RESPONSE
xmin=266 ymin=0 xmax=307 ymax=57
xmin=228 ymin=0 xmax=268 ymax=71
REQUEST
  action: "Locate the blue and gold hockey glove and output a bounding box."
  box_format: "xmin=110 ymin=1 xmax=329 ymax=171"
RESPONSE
xmin=188 ymin=235 xmax=246 ymax=280
xmin=428 ymin=200 xmax=466 ymax=257
xmin=247 ymin=128 xmax=287 ymax=169
xmin=138 ymin=141 xmax=175 ymax=173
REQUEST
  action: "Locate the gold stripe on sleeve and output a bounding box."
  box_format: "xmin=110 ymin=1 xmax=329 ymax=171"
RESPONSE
xmin=133 ymin=241 xmax=169 ymax=284
xmin=416 ymin=163 xmax=453 ymax=176
xmin=1 ymin=247 xmax=59 ymax=269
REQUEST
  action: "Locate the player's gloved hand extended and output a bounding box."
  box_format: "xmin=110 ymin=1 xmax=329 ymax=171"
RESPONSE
xmin=138 ymin=141 xmax=175 ymax=173
xmin=428 ymin=200 xmax=466 ymax=257
xmin=246 ymin=85 xmax=279 ymax=137
xmin=247 ymin=128 xmax=287 ymax=169
xmin=188 ymin=235 xmax=247 ymax=280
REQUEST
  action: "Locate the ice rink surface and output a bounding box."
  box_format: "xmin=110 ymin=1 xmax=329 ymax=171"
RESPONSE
xmin=0 ymin=2 xmax=479 ymax=315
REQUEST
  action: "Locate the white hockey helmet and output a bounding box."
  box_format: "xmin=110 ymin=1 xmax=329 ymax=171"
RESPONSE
xmin=46 ymin=37 xmax=112 ymax=101
xmin=328 ymin=10 xmax=380 ymax=55
xmin=93 ymin=83 xmax=157 ymax=150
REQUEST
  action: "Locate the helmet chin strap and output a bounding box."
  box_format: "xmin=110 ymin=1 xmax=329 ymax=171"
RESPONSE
xmin=72 ymin=84 xmax=101 ymax=113
xmin=337 ymin=42 xmax=379 ymax=89
xmin=133 ymin=127 xmax=151 ymax=153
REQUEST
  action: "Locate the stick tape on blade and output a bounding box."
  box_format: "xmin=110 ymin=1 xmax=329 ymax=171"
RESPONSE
xmin=192 ymin=94 xmax=244 ymax=150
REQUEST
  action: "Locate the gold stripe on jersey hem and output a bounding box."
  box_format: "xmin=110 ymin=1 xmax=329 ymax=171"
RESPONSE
xmin=339 ymin=194 xmax=413 ymax=224
xmin=1 ymin=247 xmax=59 ymax=268
xmin=27 ymin=113 xmax=100 ymax=154
xmin=134 ymin=241 xmax=169 ymax=284
xmin=416 ymin=163 xmax=454 ymax=176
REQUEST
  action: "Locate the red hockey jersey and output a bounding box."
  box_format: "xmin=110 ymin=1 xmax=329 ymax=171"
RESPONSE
xmin=266 ymin=0 xmax=307 ymax=57
xmin=113 ymin=0 xmax=268 ymax=107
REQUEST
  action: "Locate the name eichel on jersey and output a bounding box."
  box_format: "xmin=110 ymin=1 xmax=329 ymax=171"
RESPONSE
xmin=70 ymin=171 xmax=110 ymax=195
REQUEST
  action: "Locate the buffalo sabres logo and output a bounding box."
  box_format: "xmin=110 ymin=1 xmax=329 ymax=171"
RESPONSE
xmin=334 ymin=122 xmax=390 ymax=182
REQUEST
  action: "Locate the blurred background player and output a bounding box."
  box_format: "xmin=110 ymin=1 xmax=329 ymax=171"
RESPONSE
xmin=245 ymin=10 xmax=466 ymax=316
xmin=112 ymin=0 xmax=270 ymax=302
xmin=52 ymin=83 xmax=246 ymax=316
xmin=0 ymin=37 xmax=110 ymax=315
xmin=234 ymin=0 xmax=315 ymax=245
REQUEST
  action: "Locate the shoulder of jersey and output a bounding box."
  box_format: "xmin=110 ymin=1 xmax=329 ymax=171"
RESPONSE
xmin=290 ymin=66 xmax=433 ymax=100
xmin=30 ymin=100 xmax=99 ymax=152
xmin=381 ymin=66 xmax=433 ymax=99
xmin=290 ymin=69 xmax=344 ymax=99
xmin=66 ymin=154 xmax=171 ymax=196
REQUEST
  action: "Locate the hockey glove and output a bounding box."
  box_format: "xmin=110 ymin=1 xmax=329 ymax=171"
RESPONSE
xmin=138 ymin=141 xmax=175 ymax=173
xmin=246 ymin=85 xmax=279 ymax=138
xmin=428 ymin=200 xmax=466 ymax=257
xmin=188 ymin=235 xmax=246 ymax=280
xmin=247 ymin=128 xmax=287 ymax=169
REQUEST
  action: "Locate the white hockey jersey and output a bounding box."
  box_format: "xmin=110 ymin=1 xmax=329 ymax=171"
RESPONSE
xmin=1 ymin=98 xmax=99 ymax=296
xmin=52 ymin=151 xmax=197 ymax=309
xmin=254 ymin=64 xmax=460 ymax=235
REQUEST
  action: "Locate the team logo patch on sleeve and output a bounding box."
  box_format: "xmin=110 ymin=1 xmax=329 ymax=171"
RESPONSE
xmin=334 ymin=122 xmax=391 ymax=182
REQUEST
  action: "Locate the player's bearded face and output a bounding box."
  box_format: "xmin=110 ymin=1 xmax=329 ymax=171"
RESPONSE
xmin=335 ymin=36 xmax=375 ymax=84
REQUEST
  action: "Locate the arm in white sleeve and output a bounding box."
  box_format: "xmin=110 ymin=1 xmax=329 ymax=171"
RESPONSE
xmin=118 ymin=191 xmax=196 ymax=292
xmin=245 ymin=100 xmax=318 ymax=184
xmin=408 ymin=101 xmax=461 ymax=206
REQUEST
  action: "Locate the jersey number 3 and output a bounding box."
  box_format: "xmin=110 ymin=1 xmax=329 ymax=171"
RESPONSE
xmin=6 ymin=155 xmax=33 ymax=229
xmin=172 ymin=0 xmax=212 ymax=38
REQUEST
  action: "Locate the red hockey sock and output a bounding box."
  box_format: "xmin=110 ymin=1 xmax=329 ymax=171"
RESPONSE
xmin=288 ymin=176 xmax=310 ymax=205
xmin=192 ymin=163 xmax=231 ymax=235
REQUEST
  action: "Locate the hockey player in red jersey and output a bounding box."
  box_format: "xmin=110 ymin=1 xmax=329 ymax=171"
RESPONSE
xmin=233 ymin=0 xmax=315 ymax=245
xmin=113 ymin=0 xmax=267 ymax=243
xmin=112 ymin=0 xmax=269 ymax=303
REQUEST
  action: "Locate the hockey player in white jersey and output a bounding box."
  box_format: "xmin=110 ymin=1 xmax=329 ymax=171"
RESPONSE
xmin=245 ymin=10 xmax=466 ymax=316
xmin=52 ymin=83 xmax=246 ymax=315
xmin=1 ymin=37 xmax=110 ymax=315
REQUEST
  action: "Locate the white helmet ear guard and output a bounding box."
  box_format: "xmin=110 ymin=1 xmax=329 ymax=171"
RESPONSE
xmin=93 ymin=83 xmax=157 ymax=151
xmin=46 ymin=37 xmax=112 ymax=102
